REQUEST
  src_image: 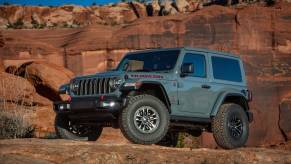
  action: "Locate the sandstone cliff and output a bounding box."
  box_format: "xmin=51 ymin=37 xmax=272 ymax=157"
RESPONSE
xmin=0 ymin=1 xmax=202 ymax=29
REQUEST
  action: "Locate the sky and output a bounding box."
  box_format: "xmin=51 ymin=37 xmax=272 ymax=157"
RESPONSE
xmin=0 ymin=0 xmax=121 ymax=6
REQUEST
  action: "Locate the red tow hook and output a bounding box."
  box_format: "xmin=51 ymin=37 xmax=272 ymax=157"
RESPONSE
xmin=67 ymin=96 xmax=72 ymax=102
xmin=99 ymin=95 xmax=105 ymax=101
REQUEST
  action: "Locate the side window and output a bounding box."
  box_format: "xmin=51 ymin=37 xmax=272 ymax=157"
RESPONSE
xmin=182 ymin=53 xmax=206 ymax=78
xmin=211 ymin=56 xmax=242 ymax=82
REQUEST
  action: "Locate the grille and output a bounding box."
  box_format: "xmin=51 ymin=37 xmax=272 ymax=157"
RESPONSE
xmin=72 ymin=77 xmax=115 ymax=96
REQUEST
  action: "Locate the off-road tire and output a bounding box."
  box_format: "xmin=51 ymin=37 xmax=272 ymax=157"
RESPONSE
xmin=119 ymin=94 xmax=170 ymax=145
xmin=212 ymin=103 xmax=249 ymax=149
xmin=55 ymin=114 xmax=103 ymax=141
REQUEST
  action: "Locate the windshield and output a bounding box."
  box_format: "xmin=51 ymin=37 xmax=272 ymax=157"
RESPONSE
xmin=116 ymin=50 xmax=180 ymax=72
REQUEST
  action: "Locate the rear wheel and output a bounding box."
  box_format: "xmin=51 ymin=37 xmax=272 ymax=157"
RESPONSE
xmin=212 ymin=103 xmax=249 ymax=149
xmin=55 ymin=114 xmax=103 ymax=141
xmin=119 ymin=94 xmax=170 ymax=144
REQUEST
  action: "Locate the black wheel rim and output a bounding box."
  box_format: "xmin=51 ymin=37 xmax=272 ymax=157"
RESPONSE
xmin=227 ymin=115 xmax=243 ymax=139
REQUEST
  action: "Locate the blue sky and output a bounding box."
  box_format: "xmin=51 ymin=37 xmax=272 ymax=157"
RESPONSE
xmin=1 ymin=0 xmax=121 ymax=6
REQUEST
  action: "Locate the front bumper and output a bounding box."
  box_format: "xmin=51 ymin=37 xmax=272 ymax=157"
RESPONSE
xmin=53 ymin=96 xmax=122 ymax=114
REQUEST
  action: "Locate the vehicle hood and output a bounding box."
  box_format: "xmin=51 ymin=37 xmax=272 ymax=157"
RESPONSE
xmin=73 ymin=71 xmax=123 ymax=80
xmin=72 ymin=71 xmax=174 ymax=82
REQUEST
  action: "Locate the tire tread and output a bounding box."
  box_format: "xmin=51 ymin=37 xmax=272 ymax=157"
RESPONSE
xmin=212 ymin=103 xmax=249 ymax=149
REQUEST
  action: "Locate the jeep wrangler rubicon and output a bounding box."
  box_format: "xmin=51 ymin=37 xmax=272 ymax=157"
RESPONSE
xmin=54 ymin=47 xmax=253 ymax=149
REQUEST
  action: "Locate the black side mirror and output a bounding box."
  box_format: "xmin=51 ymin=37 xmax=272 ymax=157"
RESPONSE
xmin=181 ymin=63 xmax=194 ymax=77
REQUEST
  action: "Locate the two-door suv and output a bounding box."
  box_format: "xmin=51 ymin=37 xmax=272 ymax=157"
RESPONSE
xmin=54 ymin=47 xmax=253 ymax=149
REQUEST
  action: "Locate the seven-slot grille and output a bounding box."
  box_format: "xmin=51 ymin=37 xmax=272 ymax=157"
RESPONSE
xmin=72 ymin=77 xmax=116 ymax=95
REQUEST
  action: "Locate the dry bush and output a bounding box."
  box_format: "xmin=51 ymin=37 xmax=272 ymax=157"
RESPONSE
xmin=176 ymin=132 xmax=201 ymax=149
xmin=0 ymin=110 xmax=34 ymax=139
xmin=0 ymin=71 xmax=36 ymax=139
xmin=0 ymin=71 xmax=35 ymax=108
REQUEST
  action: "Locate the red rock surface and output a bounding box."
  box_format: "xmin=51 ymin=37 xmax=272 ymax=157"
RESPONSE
xmin=1 ymin=3 xmax=291 ymax=147
xmin=280 ymin=98 xmax=291 ymax=140
xmin=0 ymin=1 xmax=207 ymax=29
xmin=0 ymin=61 xmax=74 ymax=135
xmin=0 ymin=72 xmax=51 ymax=106
xmin=0 ymin=139 xmax=291 ymax=163
xmin=0 ymin=71 xmax=54 ymax=135
xmin=24 ymin=61 xmax=74 ymax=101
xmin=130 ymin=2 xmax=148 ymax=18
xmin=0 ymin=57 xmax=3 ymax=72
xmin=0 ymin=31 xmax=4 ymax=71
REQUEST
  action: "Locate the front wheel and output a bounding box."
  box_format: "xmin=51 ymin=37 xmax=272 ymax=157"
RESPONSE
xmin=55 ymin=114 xmax=103 ymax=141
xmin=119 ymin=94 xmax=170 ymax=145
xmin=212 ymin=103 xmax=249 ymax=149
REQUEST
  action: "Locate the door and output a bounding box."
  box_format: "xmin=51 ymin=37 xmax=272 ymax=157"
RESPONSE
xmin=177 ymin=52 xmax=217 ymax=118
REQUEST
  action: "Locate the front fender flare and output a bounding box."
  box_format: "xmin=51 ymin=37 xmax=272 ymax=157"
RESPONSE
xmin=120 ymin=81 xmax=172 ymax=113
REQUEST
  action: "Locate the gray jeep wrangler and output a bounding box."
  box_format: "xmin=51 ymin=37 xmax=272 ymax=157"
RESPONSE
xmin=54 ymin=47 xmax=253 ymax=149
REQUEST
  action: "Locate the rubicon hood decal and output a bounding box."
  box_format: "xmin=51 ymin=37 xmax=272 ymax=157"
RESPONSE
xmin=129 ymin=74 xmax=164 ymax=79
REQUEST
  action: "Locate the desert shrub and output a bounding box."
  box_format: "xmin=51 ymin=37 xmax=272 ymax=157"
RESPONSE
xmin=31 ymin=19 xmax=38 ymax=28
xmin=6 ymin=18 xmax=24 ymax=29
xmin=0 ymin=110 xmax=34 ymax=139
xmin=63 ymin=22 xmax=69 ymax=28
xmin=38 ymin=23 xmax=46 ymax=29
xmin=0 ymin=70 xmax=36 ymax=139
xmin=176 ymin=132 xmax=201 ymax=148
xmin=13 ymin=19 xmax=24 ymax=29
xmin=31 ymin=19 xmax=46 ymax=29
xmin=176 ymin=132 xmax=185 ymax=148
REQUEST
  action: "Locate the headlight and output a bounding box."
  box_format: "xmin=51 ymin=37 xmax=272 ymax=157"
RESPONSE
xmin=70 ymin=80 xmax=79 ymax=92
xmin=109 ymin=78 xmax=122 ymax=89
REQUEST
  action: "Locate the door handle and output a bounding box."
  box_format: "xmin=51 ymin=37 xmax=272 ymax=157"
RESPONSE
xmin=201 ymin=84 xmax=211 ymax=89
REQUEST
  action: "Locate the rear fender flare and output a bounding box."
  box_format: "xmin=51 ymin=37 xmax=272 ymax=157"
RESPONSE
xmin=210 ymin=92 xmax=249 ymax=117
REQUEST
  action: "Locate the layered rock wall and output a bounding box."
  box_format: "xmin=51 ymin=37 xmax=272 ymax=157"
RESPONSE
xmin=0 ymin=1 xmax=202 ymax=29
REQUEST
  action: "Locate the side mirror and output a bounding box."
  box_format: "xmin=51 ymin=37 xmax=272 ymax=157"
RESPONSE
xmin=181 ymin=63 xmax=194 ymax=77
